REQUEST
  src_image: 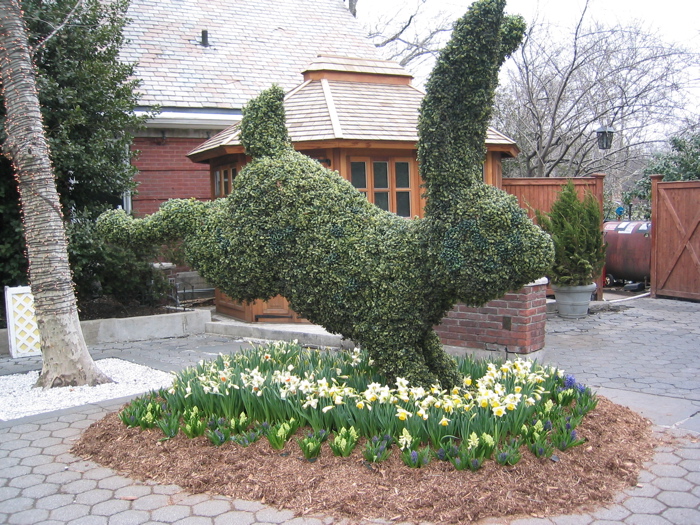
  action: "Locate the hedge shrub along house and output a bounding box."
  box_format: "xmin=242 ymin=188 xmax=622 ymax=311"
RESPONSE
xmin=187 ymin=56 xmax=526 ymax=331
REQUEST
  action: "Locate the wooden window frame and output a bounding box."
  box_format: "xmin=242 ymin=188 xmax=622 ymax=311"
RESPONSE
xmin=348 ymin=156 xmax=418 ymax=217
xmin=212 ymin=162 xmax=239 ymax=199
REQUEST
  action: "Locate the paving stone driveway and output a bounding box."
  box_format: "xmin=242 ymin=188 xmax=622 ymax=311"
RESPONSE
xmin=1 ymin=297 xmax=699 ymax=524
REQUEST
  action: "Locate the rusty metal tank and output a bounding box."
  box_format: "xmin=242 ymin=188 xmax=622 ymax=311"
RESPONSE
xmin=603 ymin=221 xmax=652 ymax=284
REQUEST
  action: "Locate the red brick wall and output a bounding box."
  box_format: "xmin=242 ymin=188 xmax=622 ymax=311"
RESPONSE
xmin=435 ymin=279 xmax=548 ymax=354
xmin=132 ymin=137 xmax=211 ymax=216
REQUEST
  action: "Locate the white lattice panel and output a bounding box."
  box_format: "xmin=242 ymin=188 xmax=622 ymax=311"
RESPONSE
xmin=4 ymin=286 xmax=41 ymax=358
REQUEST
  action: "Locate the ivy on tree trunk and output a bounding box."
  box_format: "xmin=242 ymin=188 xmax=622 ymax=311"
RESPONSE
xmin=0 ymin=0 xmax=110 ymax=388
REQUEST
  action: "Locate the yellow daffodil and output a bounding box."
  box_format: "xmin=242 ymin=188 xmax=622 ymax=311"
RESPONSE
xmin=396 ymin=407 xmax=412 ymax=421
xmin=439 ymin=417 xmax=450 ymax=427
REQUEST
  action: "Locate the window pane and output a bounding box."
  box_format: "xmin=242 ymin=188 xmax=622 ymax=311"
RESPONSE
xmin=223 ymin=169 xmax=230 ymax=195
xmin=396 ymin=191 xmax=411 ymax=217
xmin=375 ymin=192 xmax=389 ymax=211
xmin=351 ymin=162 xmax=367 ymax=188
xmin=373 ymin=161 xmax=388 ymax=188
xmin=214 ymin=170 xmax=221 ymax=196
xmin=395 ymin=162 xmax=410 ymax=188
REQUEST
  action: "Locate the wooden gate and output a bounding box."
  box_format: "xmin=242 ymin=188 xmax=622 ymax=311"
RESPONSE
xmin=651 ymin=175 xmax=700 ymax=301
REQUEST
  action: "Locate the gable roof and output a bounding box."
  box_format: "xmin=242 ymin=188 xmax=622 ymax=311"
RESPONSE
xmin=122 ymin=0 xmax=380 ymax=123
xmin=188 ymin=56 xmax=519 ymax=161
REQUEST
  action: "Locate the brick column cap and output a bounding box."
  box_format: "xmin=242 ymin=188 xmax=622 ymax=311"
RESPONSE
xmin=525 ymin=277 xmax=549 ymax=287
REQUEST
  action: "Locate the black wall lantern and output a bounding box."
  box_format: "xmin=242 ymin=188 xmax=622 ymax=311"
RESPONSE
xmin=596 ymin=125 xmax=615 ymax=150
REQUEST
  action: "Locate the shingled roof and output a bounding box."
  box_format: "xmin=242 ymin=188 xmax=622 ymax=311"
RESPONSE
xmin=188 ymin=56 xmax=518 ymax=160
xmin=122 ymin=0 xmax=380 ymax=117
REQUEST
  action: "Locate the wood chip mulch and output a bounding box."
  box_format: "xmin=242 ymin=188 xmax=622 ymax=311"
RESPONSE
xmin=72 ymin=396 xmax=655 ymax=524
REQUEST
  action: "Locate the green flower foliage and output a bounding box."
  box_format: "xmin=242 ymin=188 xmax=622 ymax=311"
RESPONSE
xmin=98 ymin=0 xmax=553 ymax=388
xmin=535 ymin=180 xmax=606 ymax=286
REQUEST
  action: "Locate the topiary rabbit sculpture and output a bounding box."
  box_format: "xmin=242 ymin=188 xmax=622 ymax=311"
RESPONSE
xmin=98 ymin=0 xmax=553 ymax=388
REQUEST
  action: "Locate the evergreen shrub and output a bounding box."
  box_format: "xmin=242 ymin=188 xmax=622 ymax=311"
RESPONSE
xmin=535 ymin=180 xmax=606 ymax=286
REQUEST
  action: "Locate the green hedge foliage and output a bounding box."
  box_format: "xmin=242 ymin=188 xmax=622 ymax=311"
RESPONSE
xmin=98 ymin=0 xmax=553 ymax=388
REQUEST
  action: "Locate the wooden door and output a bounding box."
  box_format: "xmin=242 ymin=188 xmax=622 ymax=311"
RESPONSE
xmin=651 ymin=176 xmax=700 ymax=300
xmin=215 ymin=290 xmax=307 ymax=323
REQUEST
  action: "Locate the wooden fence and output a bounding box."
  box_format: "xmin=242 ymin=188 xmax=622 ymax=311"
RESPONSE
xmin=499 ymin=174 xmax=606 ymax=299
xmin=500 ymin=173 xmax=605 ymax=220
xmin=650 ymin=175 xmax=700 ymax=301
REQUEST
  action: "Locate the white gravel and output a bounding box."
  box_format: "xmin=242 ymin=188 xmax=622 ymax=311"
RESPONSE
xmin=0 ymin=359 xmax=174 ymax=421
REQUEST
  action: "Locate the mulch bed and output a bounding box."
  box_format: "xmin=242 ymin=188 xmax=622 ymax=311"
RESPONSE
xmin=72 ymin=396 xmax=655 ymax=524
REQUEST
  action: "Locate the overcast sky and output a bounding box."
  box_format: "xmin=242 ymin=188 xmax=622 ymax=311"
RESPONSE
xmin=356 ymin=0 xmax=700 ymax=113
xmin=357 ymin=0 xmax=700 ymax=48
xmin=504 ymin=0 xmax=699 ymax=46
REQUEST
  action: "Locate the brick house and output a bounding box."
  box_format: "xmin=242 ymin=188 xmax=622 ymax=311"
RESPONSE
xmin=121 ymin=0 xmax=380 ymax=216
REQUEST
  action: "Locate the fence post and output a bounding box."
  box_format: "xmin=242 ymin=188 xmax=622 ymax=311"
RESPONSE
xmin=649 ymin=174 xmax=663 ymax=298
xmin=590 ymin=173 xmax=606 ymax=300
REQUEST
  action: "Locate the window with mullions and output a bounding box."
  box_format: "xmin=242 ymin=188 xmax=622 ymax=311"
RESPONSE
xmin=213 ymin=165 xmax=237 ymax=198
xmin=349 ymin=158 xmax=414 ymax=217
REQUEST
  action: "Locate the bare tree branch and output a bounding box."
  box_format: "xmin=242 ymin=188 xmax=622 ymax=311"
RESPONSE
xmin=493 ymin=9 xmax=699 ymax=200
xmin=374 ymin=14 xmax=416 ymax=48
xmin=357 ymin=0 xmax=454 ymax=78
xmin=31 ymin=0 xmax=84 ymax=55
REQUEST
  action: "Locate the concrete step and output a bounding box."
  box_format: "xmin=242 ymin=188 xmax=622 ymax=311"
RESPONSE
xmin=205 ymin=316 xmax=354 ymax=349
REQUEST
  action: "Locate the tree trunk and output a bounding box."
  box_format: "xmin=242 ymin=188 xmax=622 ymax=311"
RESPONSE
xmin=0 ymin=0 xmax=111 ymax=388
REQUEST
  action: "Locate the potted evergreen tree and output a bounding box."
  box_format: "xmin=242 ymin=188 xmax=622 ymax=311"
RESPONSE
xmin=536 ymin=180 xmax=606 ymax=318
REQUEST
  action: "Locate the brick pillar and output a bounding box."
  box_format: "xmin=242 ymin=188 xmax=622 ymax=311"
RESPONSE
xmin=435 ymin=278 xmax=548 ymax=356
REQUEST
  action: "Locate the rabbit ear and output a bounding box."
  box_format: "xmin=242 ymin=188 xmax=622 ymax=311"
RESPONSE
xmin=418 ymin=0 xmax=525 ymax=195
xmin=240 ymin=84 xmax=292 ymax=159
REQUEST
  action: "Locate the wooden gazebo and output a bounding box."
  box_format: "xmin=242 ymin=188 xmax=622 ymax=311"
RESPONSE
xmin=188 ymin=55 xmax=520 ymax=322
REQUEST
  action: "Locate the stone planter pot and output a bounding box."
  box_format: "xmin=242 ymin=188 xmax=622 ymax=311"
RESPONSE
xmin=552 ymin=283 xmax=596 ymax=319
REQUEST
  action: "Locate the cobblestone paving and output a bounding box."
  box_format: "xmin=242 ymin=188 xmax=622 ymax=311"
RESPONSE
xmin=1 ymin=297 xmax=699 ymax=524
xmin=545 ymin=299 xmax=700 ymax=403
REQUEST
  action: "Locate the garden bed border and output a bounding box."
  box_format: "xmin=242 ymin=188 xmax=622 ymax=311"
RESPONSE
xmin=0 ymin=309 xmax=211 ymax=356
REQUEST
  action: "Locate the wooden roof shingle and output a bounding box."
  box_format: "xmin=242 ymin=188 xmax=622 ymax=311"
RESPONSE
xmin=188 ymin=56 xmax=518 ymax=159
